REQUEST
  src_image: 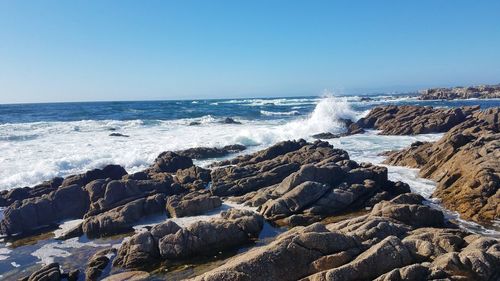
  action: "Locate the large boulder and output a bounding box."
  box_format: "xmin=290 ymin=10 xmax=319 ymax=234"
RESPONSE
xmin=149 ymin=151 xmax=193 ymax=173
xmin=0 ymin=177 xmax=63 ymax=207
xmin=356 ymin=105 xmax=478 ymax=135
xmin=0 ymin=164 xmax=126 ymax=208
xmin=19 ymin=263 xmax=79 ymax=281
xmin=166 ymin=191 xmax=222 ymax=217
xmin=61 ymin=164 xmax=127 ymax=187
xmin=114 ymin=209 xmax=263 ymax=269
xmin=0 ymin=184 xmax=89 ymax=235
xmin=86 ymin=248 xmax=117 ymax=281
xmin=82 ymin=194 xmax=166 ymax=238
xmin=175 ymin=144 xmax=246 ymax=159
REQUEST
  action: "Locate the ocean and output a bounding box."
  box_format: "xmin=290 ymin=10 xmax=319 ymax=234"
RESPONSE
xmin=1 ymin=94 xmax=499 ymax=192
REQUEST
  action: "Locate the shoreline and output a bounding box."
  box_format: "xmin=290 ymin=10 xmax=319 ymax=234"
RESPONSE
xmin=0 ymin=103 xmax=499 ymax=281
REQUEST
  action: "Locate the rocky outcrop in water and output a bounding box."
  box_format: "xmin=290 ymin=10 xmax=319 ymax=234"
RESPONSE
xmin=86 ymin=248 xmax=116 ymax=281
xmin=419 ymin=84 xmax=500 ymax=100
xmin=191 ymin=195 xmax=500 ymax=281
xmin=356 ymin=105 xmax=478 ymax=135
xmin=0 ymin=184 xmax=90 ymax=235
xmin=211 ymin=140 xmax=409 ymax=225
xmin=384 ymin=107 xmax=500 ymax=224
xmin=82 ymin=194 xmax=167 ymax=238
xmin=311 ymin=118 xmax=365 ymax=139
xmin=113 ymin=209 xmax=263 ymax=269
xmin=175 ymin=144 xmax=246 ymax=159
xmin=210 ymin=140 xmax=345 ymax=196
xmin=0 ymin=164 xmax=127 ymax=208
xmin=0 ymin=150 xmax=198 ymax=236
xmin=19 ymin=263 xmax=79 ymax=281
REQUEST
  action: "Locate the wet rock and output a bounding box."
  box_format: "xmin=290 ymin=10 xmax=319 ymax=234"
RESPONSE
xmin=311 ymin=120 xmax=364 ymax=139
xmin=260 ymin=181 xmax=331 ymax=220
xmin=158 ymin=209 xmax=263 ymax=259
xmin=419 ymin=84 xmax=500 ymax=100
xmin=384 ymin=107 xmax=500 ymax=224
xmin=114 ymin=209 xmax=263 ymax=269
xmin=212 ymin=142 xmax=408 ymax=224
xmin=150 ymin=151 xmax=193 ymax=173
xmin=85 ymin=179 xmax=176 ymax=217
xmin=86 ymin=248 xmax=116 ymax=281
xmin=0 ymin=177 xmax=63 ymax=207
xmin=356 ymin=105 xmax=478 ymax=135
xmin=61 ymin=164 xmax=128 ymax=187
xmin=20 ymin=263 xmax=62 ymax=281
xmin=114 ymin=231 xmax=163 ymax=269
xmin=370 ymin=199 xmax=444 ymax=228
xmin=0 ymin=165 xmax=126 ymax=209
xmin=175 ymin=166 xmax=211 ymax=185
xmin=304 ymin=236 xmax=414 ymax=281
xmin=373 ymin=263 xmax=434 ymax=281
xmin=311 ymin=132 xmax=340 ymax=139
xmin=210 ymin=140 xmax=349 ymax=196
xmin=166 ymin=191 xmax=222 ymax=217
xmin=212 ymin=139 xmax=308 ymax=167
xmin=0 ymin=184 xmax=89 ymax=236
xmin=176 ymin=144 xmax=246 ymax=159
xmin=221 ymin=117 xmax=242 ymax=124
xmin=255 ymin=163 xmax=407 ymax=223
xmin=109 ymin=133 xmax=129 ymax=137
xmin=82 ymin=194 xmax=166 ymax=238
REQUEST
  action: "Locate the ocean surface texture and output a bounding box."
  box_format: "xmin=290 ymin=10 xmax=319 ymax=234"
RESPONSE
xmin=2 ymin=94 xmax=499 ymax=192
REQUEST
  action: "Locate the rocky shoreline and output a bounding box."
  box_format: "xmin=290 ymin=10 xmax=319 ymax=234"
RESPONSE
xmin=383 ymin=107 xmax=499 ymax=224
xmin=419 ymin=84 xmax=500 ymax=100
xmin=0 ymin=105 xmax=499 ymax=281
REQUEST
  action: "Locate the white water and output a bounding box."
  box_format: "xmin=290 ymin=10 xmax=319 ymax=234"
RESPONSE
xmin=0 ymin=96 xmax=367 ymax=190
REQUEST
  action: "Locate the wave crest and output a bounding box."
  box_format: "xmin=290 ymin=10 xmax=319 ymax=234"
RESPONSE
xmin=260 ymin=110 xmax=300 ymax=116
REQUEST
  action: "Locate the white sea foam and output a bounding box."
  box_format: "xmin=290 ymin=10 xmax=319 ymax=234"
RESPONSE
xmin=260 ymin=110 xmax=300 ymax=116
xmin=0 ymin=247 xmax=11 ymax=261
xmin=0 ymin=96 xmax=365 ymax=190
xmin=232 ymin=96 xmax=365 ymax=146
xmin=220 ymin=98 xmax=319 ymax=107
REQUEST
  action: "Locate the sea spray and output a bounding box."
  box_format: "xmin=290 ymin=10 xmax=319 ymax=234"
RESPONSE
xmin=233 ymin=94 xmax=362 ymax=146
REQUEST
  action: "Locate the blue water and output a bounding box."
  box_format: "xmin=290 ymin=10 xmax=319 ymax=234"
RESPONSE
xmin=0 ymin=94 xmax=499 ymax=193
xmin=2 ymin=95 xmax=499 ymax=124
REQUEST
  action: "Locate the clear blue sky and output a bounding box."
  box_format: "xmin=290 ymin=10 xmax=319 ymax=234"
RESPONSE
xmin=1 ymin=0 xmax=499 ymax=103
